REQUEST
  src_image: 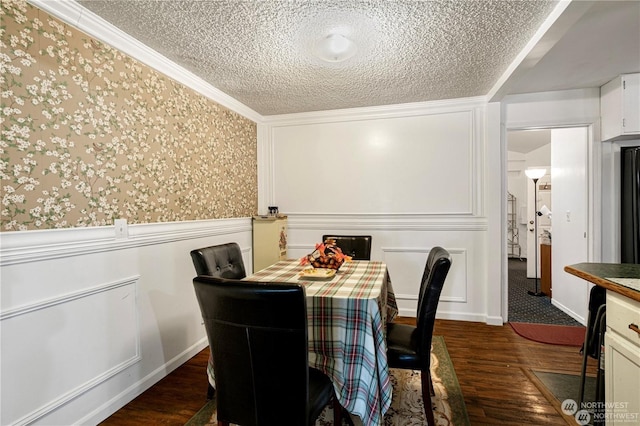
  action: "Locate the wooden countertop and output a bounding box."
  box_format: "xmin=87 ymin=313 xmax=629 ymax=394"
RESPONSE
xmin=564 ymin=263 xmax=640 ymax=302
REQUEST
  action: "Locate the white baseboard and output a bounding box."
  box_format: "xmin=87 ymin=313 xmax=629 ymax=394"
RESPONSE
xmin=436 ymin=311 xmax=492 ymax=323
xmin=485 ymin=315 xmax=505 ymax=326
xmin=551 ymin=298 xmax=587 ymax=325
xmin=79 ymin=337 xmax=209 ymax=425
xmin=395 ymin=308 xmax=498 ymax=325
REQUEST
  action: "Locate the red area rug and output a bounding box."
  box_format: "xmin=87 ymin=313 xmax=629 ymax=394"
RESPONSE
xmin=510 ymin=322 xmax=586 ymax=347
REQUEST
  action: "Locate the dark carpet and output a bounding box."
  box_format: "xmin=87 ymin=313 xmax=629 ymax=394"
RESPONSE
xmin=532 ymin=370 xmax=596 ymax=406
xmin=508 ymin=258 xmax=582 ymax=326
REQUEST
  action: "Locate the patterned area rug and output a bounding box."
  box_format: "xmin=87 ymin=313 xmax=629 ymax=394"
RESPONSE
xmin=186 ymin=336 xmax=469 ymax=426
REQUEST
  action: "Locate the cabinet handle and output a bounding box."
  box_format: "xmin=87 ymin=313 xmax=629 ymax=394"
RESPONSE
xmin=629 ymin=323 xmax=640 ymax=335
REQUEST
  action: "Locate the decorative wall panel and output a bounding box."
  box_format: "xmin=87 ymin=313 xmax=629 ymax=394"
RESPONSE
xmin=271 ymin=110 xmax=475 ymax=214
xmin=382 ymin=247 xmax=467 ymax=304
xmin=1 ymin=277 xmax=140 ymax=425
xmin=0 ymin=218 xmax=253 ymax=425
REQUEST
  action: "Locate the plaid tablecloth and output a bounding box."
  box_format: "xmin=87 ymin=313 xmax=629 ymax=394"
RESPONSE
xmin=244 ymin=259 xmax=399 ymax=426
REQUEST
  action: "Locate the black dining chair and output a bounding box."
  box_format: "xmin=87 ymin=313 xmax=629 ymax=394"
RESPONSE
xmin=579 ymin=285 xmax=607 ymax=411
xmin=322 ymin=235 xmax=372 ymax=260
xmin=192 ymin=276 xmax=342 ymax=426
xmin=190 ymin=242 xmax=247 ymax=279
xmin=385 ymin=246 xmax=452 ymax=426
xmin=190 ymin=242 xmax=246 ymax=399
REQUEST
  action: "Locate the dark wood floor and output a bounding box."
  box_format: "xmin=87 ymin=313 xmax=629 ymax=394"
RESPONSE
xmin=100 ymin=318 xmax=596 ymax=425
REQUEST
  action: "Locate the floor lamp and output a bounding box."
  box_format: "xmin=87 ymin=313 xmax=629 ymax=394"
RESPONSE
xmin=525 ymin=168 xmax=547 ymax=297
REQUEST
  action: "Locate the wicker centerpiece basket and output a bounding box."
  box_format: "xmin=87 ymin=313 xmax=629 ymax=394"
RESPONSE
xmin=300 ymin=238 xmax=352 ymax=270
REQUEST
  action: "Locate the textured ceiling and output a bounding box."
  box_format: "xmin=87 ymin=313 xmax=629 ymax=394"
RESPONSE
xmin=76 ymin=0 xmax=559 ymax=115
xmin=501 ymin=0 xmax=640 ymax=97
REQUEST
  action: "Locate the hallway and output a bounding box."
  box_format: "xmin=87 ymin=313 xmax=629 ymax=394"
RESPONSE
xmin=508 ymin=258 xmax=581 ymax=326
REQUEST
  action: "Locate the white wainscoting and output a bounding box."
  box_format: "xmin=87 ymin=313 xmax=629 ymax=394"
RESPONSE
xmin=382 ymin=246 xmax=467 ymax=304
xmin=2 ymin=277 xmax=140 ymax=426
xmin=286 ymin=214 xmax=488 ymax=322
xmin=261 ymin=98 xmax=491 ymax=323
xmin=0 ymin=218 xmax=252 ymax=425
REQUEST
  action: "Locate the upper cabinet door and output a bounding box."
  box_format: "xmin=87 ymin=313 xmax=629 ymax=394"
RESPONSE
xmin=601 ymin=73 xmax=640 ymax=142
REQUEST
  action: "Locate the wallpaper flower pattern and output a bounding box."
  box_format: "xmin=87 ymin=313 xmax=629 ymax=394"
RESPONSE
xmin=0 ymin=0 xmax=257 ymax=231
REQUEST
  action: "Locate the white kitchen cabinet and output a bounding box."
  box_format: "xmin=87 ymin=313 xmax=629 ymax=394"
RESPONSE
xmin=252 ymin=215 xmax=287 ymax=272
xmin=604 ymin=291 xmax=640 ymax=425
xmin=601 ymin=73 xmax=640 ymax=142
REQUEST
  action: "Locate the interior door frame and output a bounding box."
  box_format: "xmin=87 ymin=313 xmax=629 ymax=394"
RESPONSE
xmin=501 ymin=122 xmax=601 ymax=323
xmin=525 ymin=164 xmax=551 ymax=279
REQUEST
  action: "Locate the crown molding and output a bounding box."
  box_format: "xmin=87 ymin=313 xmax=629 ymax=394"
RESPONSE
xmin=28 ymin=0 xmax=263 ymax=123
xmin=262 ymin=96 xmax=487 ymax=126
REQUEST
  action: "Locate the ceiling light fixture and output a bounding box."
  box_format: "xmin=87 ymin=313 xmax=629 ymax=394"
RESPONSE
xmin=524 ymin=168 xmax=546 ymax=180
xmin=313 ymin=33 xmax=357 ymax=63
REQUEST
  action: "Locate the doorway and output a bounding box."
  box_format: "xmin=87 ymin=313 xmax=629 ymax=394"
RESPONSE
xmin=507 ymin=129 xmax=551 ymax=277
xmin=506 ymin=127 xmax=589 ymax=325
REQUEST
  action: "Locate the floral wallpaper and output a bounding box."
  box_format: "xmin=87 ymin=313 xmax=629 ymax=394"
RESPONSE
xmin=0 ymin=0 xmax=257 ymax=232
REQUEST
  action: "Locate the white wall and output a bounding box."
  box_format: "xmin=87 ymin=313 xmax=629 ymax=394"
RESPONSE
xmin=550 ymin=127 xmax=590 ymax=322
xmin=0 ymin=219 xmax=253 ymax=425
xmin=259 ymin=98 xmax=495 ymax=323
xmin=270 ymin=111 xmax=475 ymax=214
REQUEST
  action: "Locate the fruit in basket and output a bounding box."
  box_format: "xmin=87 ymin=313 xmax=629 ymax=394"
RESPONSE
xmin=300 ymin=238 xmax=352 ymax=270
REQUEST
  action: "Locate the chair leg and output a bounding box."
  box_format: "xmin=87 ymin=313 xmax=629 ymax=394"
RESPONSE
xmin=594 ymin=312 xmax=607 ymax=425
xmin=421 ymin=370 xmax=436 ymax=426
xmin=332 ymin=395 xmax=343 ymax=426
xmin=429 ymin=374 xmax=435 ymax=396
xmin=578 ymin=311 xmax=592 ymax=407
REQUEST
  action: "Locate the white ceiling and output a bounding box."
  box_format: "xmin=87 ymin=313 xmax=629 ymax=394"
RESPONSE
xmin=493 ymin=0 xmax=640 ymax=98
xmin=508 ymin=129 xmax=551 ymax=154
xmin=74 ymin=0 xmax=640 ymax=117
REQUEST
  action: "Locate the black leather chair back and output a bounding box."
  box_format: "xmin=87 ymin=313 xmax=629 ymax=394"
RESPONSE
xmin=192 ymin=276 xmax=313 ymax=426
xmin=190 ymin=242 xmax=246 ymax=279
xmin=584 ymin=285 xmax=606 ymax=358
xmin=322 ymin=235 xmax=372 ymax=260
xmin=415 ymin=246 xmax=452 ymax=370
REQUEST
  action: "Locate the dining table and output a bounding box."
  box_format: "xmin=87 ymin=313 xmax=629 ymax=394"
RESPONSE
xmin=207 ymin=259 xmax=398 ymax=426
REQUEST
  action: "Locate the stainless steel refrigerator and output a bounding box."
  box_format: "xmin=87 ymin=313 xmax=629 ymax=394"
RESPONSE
xmin=621 ymin=146 xmax=640 ymax=264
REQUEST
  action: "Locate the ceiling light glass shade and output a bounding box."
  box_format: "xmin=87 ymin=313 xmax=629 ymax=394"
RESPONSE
xmin=525 ymin=168 xmax=546 ymax=180
xmin=313 ymin=34 xmax=357 ymax=63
